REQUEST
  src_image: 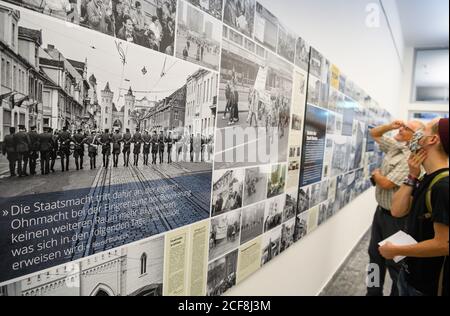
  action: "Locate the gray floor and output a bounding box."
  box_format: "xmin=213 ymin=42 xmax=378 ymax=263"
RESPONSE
xmin=320 ymin=229 xmax=393 ymax=296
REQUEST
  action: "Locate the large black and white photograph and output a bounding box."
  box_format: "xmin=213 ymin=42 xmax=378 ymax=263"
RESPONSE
xmin=176 ymin=0 xmax=222 ymax=71
xmin=283 ymin=189 xmax=297 ymax=222
xmin=294 ymin=36 xmax=310 ymax=72
xmin=277 ymin=23 xmax=295 ymax=63
xmin=206 ymin=249 xmax=238 ymax=296
xmin=318 ymin=199 xmax=333 ymax=226
xmin=185 ymin=0 xmax=224 ymax=20
xmin=267 ymin=163 xmax=286 ymax=198
xmin=214 ymin=27 xmax=293 ymax=170
xmin=260 ymin=226 xmax=281 ymax=266
xmin=243 ymin=165 xmax=268 ymax=206
xmin=211 ymin=168 xmax=244 ymax=216
xmin=209 ymin=209 xmax=242 ymax=261
xmin=0 ymin=4 xmax=214 ymax=282
xmin=349 ymin=120 xmax=365 ymax=171
xmin=309 ymin=48 xmax=323 ymax=79
xmin=240 ymin=202 xmax=265 ymax=245
xmin=223 ymin=0 xmax=255 ymax=38
xmin=263 ymin=194 xmax=285 ymax=232
xmin=254 ymin=1 xmax=278 ymax=52
xmin=280 ymin=217 xmax=295 ymax=253
xmin=307 ymin=76 xmax=321 ymax=106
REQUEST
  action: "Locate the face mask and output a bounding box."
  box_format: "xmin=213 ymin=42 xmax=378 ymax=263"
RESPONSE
xmin=409 ymin=130 xmax=424 ymax=153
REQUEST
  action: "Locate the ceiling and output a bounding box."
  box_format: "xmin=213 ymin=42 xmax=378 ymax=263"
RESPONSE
xmin=396 ymin=0 xmax=449 ymax=48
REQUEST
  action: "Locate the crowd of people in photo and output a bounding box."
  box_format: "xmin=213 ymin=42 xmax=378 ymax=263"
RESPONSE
xmin=1 ymin=125 xmax=214 ymax=178
xmin=15 ymin=0 xmax=176 ymax=54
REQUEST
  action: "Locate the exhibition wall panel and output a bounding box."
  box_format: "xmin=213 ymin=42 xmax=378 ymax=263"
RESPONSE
xmin=0 ymin=0 xmax=397 ymax=296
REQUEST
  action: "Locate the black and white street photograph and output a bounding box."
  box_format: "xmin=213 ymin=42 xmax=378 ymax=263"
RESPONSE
xmin=260 ymin=225 xmax=281 ymax=266
xmin=0 ymin=4 xmax=214 ymax=279
xmin=319 ymin=179 xmax=329 ymax=204
xmin=207 ymin=249 xmax=238 ymax=296
xmin=176 ymin=0 xmax=222 ymax=71
xmin=294 ymin=36 xmax=310 ymax=72
xmin=254 ymin=1 xmax=278 ymax=52
xmin=309 ymin=182 xmax=321 ymax=208
xmin=267 ymin=163 xmax=286 ymax=198
xmin=280 ymin=217 xmax=295 ymax=253
xmin=286 ymin=158 xmax=300 ymax=190
xmin=309 ymin=48 xmax=323 ymax=79
xmin=277 ymin=23 xmax=295 ymax=63
xmin=214 ymin=28 xmax=293 ymax=170
xmin=209 ymin=209 xmax=242 ymax=261
xmin=240 ymin=202 xmax=265 ymax=245
xmin=263 ymin=194 xmax=285 ymax=232
xmin=185 ymin=0 xmax=223 ymax=20
xmin=307 ymin=76 xmax=321 ymax=106
xmin=298 ymin=186 xmax=310 ymax=214
xmin=291 ymin=69 xmax=307 ymax=116
xmin=243 ymin=166 xmax=268 ymax=206
xmin=283 ymin=189 xmax=297 ymax=222
xmin=211 ymin=169 xmax=244 ymax=216
xmin=223 ymin=0 xmax=255 ymax=38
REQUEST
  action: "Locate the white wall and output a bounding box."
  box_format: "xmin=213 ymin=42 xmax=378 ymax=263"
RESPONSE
xmin=399 ymin=46 xmax=449 ymax=120
xmin=226 ymin=0 xmax=405 ymax=296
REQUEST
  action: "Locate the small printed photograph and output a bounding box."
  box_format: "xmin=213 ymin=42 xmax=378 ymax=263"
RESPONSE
xmin=309 ymin=182 xmax=321 ymax=208
xmin=326 ymin=110 xmax=337 ymax=134
xmin=310 ymin=47 xmax=323 ymax=78
xmin=277 ymin=23 xmax=296 ymax=63
xmin=330 ymin=135 xmax=351 ymax=177
xmin=261 ymin=226 xmax=281 ymax=266
xmin=207 ymin=249 xmax=238 ymax=296
xmin=286 ymin=158 xmax=300 ymax=190
xmin=328 ymin=177 xmax=337 ymax=201
xmin=211 ymin=169 xmax=244 ymax=216
xmin=267 ymin=164 xmax=287 ymax=199
xmin=254 ymin=1 xmax=278 ymax=52
xmin=209 ymin=209 xmax=242 ymax=261
xmin=185 ymin=0 xmax=224 ymax=20
xmin=339 ymin=73 xmax=347 ymax=94
xmin=176 ymin=0 xmax=222 ymax=71
xmin=291 ymin=69 xmax=308 ymax=116
xmin=240 ymin=202 xmax=265 ymax=245
xmin=289 ymin=145 xmax=301 ymax=158
xmin=318 ymin=199 xmax=334 ymax=226
xmin=283 ymin=189 xmax=298 ymax=222
xmin=298 ymin=186 xmax=310 ymax=214
xmin=223 ymin=0 xmax=255 ymax=38
xmin=113 ymin=0 xmax=177 ymax=55
xmin=280 ymin=217 xmax=296 ymax=253
xmin=295 ymin=36 xmax=310 ymax=72
xmin=307 ymin=76 xmax=321 ymax=106
xmin=243 ymin=166 xmax=269 ymax=206
xmin=263 ymin=194 xmax=285 ymax=232
xmin=291 ymin=114 xmax=303 ymax=131
xmin=307 ymin=205 xmax=319 ymax=233
xmin=293 ymin=210 xmax=309 ymax=242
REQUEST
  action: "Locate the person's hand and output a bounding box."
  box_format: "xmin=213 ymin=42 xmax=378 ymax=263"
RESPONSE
xmin=379 ymin=242 xmax=398 ymax=260
xmin=372 ymin=169 xmax=381 ymax=177
xmin=390 ymin=120 xmax=405 ymax=130
xmin=408 ymin=149 xmax=427 ymax=178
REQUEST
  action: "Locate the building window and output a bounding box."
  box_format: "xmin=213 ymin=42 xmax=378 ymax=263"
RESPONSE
xmin=413 ymin=48 xmax=449 ymax=103
xmin=1 ymin=58 xmax=5 ymax=85
xmin=13 ymin=65 xmax=17 ymax=90
xmin=105 ymin=118 xmax=108 ymax=125
xmin=12 ymin=23 xmax=16 ymax=48
xmin=0 ymin=285 xmax=7 ymax=296
xmin=174 ymin=110 xmax=179 ymax=120
xmin=140 ymin=253 xmax=147 ymax=275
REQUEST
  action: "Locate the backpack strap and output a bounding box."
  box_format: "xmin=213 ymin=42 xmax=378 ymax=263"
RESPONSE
xmin=425 ymin=170 xmax=449 ymax=219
